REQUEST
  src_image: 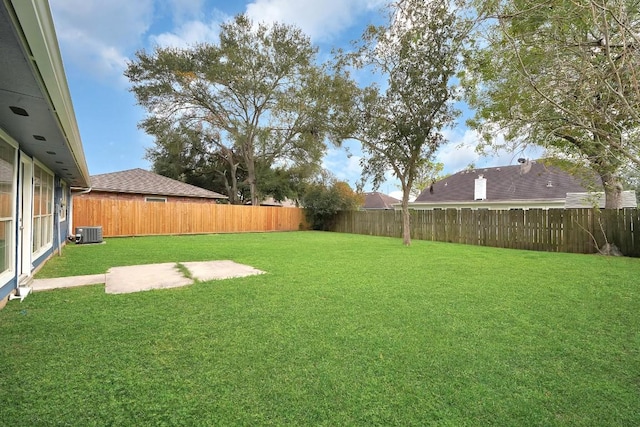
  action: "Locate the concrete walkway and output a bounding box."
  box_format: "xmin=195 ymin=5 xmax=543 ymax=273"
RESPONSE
xmin=31 ymin=261 xmax=264 ymax=294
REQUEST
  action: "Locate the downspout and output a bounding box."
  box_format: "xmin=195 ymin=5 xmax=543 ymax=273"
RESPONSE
xmin=55 ymin=197 xmax=61 ymax=256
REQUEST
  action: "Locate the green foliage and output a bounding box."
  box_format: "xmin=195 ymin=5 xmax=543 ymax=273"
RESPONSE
xmin=621 ymin=167 xmax=640 ymax=204
xmin=300 ymin=180 xmax=362 ymax=230
xmin=338 ymin=0 xmax=464 ymax=244
xmin=125 ymin=14 xmax=352 ymax=205
xmin=144 ymin=119 xmax=238 ymax=199
xmin=463 ymin=0 xmax=640 ymax=207
xmin=255 ymin=162 xmax=315 ymax=204
xmin=408 ymin=160 xmax=446 ymax=198
xmin=6 ymin=233 xmax=640 ymax=425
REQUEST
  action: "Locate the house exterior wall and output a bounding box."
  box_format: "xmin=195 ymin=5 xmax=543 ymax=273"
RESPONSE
xmin=0 ymin=0 xmax=90 ymax=306
xmin=404 ymin=199 xmax=567 ymax=211
xmin=75 ymin=190 xmax=222 ymax=204
xmin=0 ymin=133 xmax=69 ymax=301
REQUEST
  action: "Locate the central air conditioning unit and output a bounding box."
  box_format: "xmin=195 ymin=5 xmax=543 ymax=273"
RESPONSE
xmin=75 ymin=226 xmax=103 ymax=244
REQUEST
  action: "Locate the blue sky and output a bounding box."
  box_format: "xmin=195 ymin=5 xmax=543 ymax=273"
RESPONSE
xmin=49 ymin=0 xmax=541 ymax=199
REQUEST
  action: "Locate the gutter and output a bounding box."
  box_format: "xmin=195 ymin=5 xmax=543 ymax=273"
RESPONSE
xmin=71 ymin=187 xmax=92 ymax=195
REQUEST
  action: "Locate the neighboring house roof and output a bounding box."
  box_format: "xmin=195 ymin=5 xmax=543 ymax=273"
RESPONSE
xmin=0 ymin=1 xmax=90 ymax=187
xmin=413 ymin=160 xmax=596 ymax=206
xmin=89 ymin=169 xmax=227 ymax=199
xmin=362 ymin=192 xmax=401 ymax=209
xmin=565 ymin=191 xmax=637 ymax=208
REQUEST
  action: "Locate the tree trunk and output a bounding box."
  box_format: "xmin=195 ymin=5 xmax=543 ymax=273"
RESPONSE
xmin=246 ymin=158 xmax=258 ymax=206
xmin=401 ymin=191 xmax=411 ymax=246
xmin=229 ymin=163 xmax=239 ymax=204
xmin=220 ymin=149 xmax=240 ymax=204
xmin=601 ymin=172 xmax=623 ymax=209
xmin=219 ymin=173 xmax=233 ymax=204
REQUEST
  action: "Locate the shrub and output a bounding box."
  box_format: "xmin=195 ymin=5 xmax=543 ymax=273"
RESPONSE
xmin=301 ymin=180 xmax=362 ymax=230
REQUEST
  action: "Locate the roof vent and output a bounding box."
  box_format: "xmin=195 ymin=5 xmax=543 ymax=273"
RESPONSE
xmin=474 ymin=175 xmax=487 ymax=200
xmin=517 ymin=158 xmax=526 ymax=164
xmin=547 ymin=181 xmax=553 ymax=188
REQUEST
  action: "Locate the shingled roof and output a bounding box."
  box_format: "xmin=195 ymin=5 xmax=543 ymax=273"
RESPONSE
xmin=414 ymin=161 xmax=596 ymax=203
xmin=362 ymin=192 xmax=401 ymax=209
xmin=89 ymin=168 xmax=227 ymax=199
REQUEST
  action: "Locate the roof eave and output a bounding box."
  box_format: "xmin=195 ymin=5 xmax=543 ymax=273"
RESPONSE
xmin=409 ymin=198 xmax=568 ymax=207
xmin=90 ymin=187 xmax=228 ymax=199
xmin=9 ymin=0 xmax=90 ymax=187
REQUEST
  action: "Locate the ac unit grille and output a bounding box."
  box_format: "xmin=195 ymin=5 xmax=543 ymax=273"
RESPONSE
xmin=75 ymin=226 xmax=103 ymax=244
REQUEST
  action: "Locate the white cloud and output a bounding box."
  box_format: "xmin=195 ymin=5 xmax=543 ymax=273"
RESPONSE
xmin=436 ymin=129 xmax=483 ymax=173
xmin=437 ymin=128 xmax=546 ymax=174
xmin=163 ymin=0 xmax=205 ymax=22
xmin=388 ymin=190 xmax=403 ymax=200
xmin=388 ymin=190 xmax=415 ymax=202
xmin=50 ymin=0 xmax=231 ymax=83
xmin=150 ymin=17 xmax=224 ymax=48
xmin=50 ymin=0 xmax=154 ymax=79
xmin=51 ymin=0 xmax=154 ymax=47
xmin=246 ymin=0 xmax=385 ymax=42
xmin=322 ymin=144 xmax=363 ymax=187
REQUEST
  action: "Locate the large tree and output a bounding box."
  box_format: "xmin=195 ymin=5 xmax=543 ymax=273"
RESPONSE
xmin=125 ymin=14 xmax=350 ymax=205
xmin=340 ymin=0 xmax=463 ymax=245
xmin=464 ymin=0 xmax=640 ymax=208
xmin=144 ymin=120 xmax=246 ymax=203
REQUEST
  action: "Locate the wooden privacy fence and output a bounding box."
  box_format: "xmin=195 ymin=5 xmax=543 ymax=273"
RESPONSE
xmin=73 ymin=199 xmax=307 ymax=237
xmin=332 ymin=208 xmax=640 ymax=257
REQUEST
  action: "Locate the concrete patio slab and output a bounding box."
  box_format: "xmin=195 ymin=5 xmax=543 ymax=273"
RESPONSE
xmin=105 ymin=263 xmax=192 ymax=294
xmin=30 ymin=260 xmax=265 ymax=295
xmin=183 ymin=260 xmax=264 ymax=282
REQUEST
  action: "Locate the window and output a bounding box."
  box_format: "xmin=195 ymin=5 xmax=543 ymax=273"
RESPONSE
xmin=145 ymin=196 xmax=167 ymax=203
xmin=0 ymin=140 xmax=15 ymax=274
xmin=33 ymin=164 xmax=53 ymax=254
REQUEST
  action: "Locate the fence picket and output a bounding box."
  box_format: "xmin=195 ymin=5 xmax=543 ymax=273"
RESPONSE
xmin=332 ymin=208 xmax=639 ymax=257
xmin=73 ymin=199 xmax=307 ymax=237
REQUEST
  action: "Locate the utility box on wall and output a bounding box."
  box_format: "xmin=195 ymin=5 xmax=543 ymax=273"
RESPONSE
xmin=75 ymin=226 xmax=103 ymax=244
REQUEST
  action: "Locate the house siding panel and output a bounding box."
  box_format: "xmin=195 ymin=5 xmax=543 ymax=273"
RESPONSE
xmin=0 ymin=276 xmax=17 ymax=300
xmin=32 ymin=246 xmax=53 ymax=271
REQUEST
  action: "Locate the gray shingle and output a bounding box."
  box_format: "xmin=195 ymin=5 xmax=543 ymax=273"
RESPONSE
xmin=415 ymin=161 xmax=597 ymax=203
xmin=363 ymin=192 xmax=400 ymax=209
xmin=90 ymin=168 xmax=227 ymax=199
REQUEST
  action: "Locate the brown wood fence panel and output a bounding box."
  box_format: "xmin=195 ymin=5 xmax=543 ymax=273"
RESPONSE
xmin=73 ymin=199 xmax=307 ymax=237
xmin=332 ymin=208 xmax=640 ymax=257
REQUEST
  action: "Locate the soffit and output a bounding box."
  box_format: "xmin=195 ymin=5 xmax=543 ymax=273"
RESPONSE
xmin=0 ymin=1 xmax=89 ymax=187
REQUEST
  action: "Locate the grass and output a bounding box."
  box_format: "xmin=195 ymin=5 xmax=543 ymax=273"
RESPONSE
xmin=1 ymin=231 xmax=639 ymax=426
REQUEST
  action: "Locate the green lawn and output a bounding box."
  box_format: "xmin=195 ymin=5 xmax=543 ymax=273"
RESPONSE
xmin=2 ymin=231 xmax=639 ymax=426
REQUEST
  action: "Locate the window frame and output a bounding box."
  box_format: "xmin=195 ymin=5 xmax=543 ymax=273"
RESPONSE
xmin=145 ymin=196 xmax=167 ymax=203
xmin=0 ymin=133 xmax=17 ymax=281
xmin=32 ymin=162 xmax=54 ymax=257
